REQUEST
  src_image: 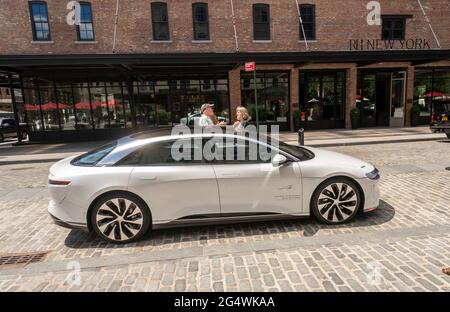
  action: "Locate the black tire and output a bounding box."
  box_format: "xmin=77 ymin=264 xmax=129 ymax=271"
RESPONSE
xmin=311 ymin=177 xmax=361 ymax=225
xmin=0 ymin=133 xmax=3 ymax=143
xmin=20 ymin=130 xmax=28 ymax=140
xmin=90 ymin=191 xmax=151 ymax=244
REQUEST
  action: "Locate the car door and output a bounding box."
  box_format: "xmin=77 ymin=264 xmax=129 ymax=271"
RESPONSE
xmin=126 ymin=138 xmax=220 ymax=223
xmin=211 ymin=138 xmax=303 ymax=215
xmin=2 ymin=119 xmax=15 ymax=138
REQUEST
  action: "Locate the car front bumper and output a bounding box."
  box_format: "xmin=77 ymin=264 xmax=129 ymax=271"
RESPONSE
xmin=48 ymin=200 xmax=88 ymax=231
xmin=357 ymin=177 xmax=380 ymax=213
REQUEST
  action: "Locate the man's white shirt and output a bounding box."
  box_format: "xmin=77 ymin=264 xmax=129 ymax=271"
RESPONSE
xmin=198 ymin=114 xmax=213 ymax=127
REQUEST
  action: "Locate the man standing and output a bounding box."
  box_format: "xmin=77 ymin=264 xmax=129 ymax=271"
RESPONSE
xmin=198 ymin=103 xmax=226 ymax=127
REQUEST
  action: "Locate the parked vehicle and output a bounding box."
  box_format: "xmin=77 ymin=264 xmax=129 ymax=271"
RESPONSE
xmin=0 ymin=118 xmax=28 ymax=142
xmin=48 ymin=130 xmax=380 ymax=243
xmin=430 ymin=102 xmax=450 ymax=139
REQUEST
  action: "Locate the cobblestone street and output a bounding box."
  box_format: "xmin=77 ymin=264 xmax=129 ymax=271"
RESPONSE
xmin=0 ymin=140 xmax=449 ymax=291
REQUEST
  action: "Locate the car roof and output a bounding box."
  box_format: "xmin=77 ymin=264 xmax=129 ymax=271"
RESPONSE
xmin=119 ymin=128 xmax=270 ymax=147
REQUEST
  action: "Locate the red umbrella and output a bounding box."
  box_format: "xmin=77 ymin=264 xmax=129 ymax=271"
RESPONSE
xmin=40 ymin=102 xmax=59 ymax=111
xmin=424 ymin=91 xmax=449 ymax=97
xmin=108 ymin=98 xmax=116 ymax=106
xmin=57 ymin=103 xmax=71 ymax=109
xmin=92 ymin=100 xmax=103 ymax=109
xmin=24 ymin=104 xmax=39 ymax=111
xmin=75 ymin=101 xmax=91 ymax=110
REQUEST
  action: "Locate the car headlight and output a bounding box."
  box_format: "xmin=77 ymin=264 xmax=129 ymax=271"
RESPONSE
xmin=366 ymin=167 xmax=380 ymax=180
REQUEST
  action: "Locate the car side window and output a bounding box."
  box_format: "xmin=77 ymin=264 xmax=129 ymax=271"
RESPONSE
xmin=212 ymin=139 xmax=273 ymax=164
xmin=118 ymin=139 xmax=206 ymax=166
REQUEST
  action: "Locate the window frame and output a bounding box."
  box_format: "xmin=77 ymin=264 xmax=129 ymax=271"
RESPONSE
xmin=252 ymin=3 xmax=271 ymax=41
xmin=29 ymin=1 xmax=52 ymax=41
xmin=299 ymin=4 xmax=316 ymax=41
xmin=192 ymin=2 xmax=210 ymax=41
xmin=76 ymin=2 xmax=95 ymax=41
xmin=381 ymin=16 xmax=407 ymax=40
xmin=151 ymin=2 xmax=170 ymax=41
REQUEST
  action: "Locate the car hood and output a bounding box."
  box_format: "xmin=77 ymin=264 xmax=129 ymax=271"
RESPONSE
xmin=301 ymin=146 xmax=375 ymax=178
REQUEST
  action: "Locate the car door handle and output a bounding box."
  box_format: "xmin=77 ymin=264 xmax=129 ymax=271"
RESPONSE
xmin=138 ymin=176 xmax=157 ymax=181
xmin=221 ymin=173 xmax=240 ymax=177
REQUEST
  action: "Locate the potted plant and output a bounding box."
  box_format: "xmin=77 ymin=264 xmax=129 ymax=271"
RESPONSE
xmin=293 ymin=110 xmax=301 ymax=131
xmin=411 ymin=104 xmax=421 ymax=127
xmin=350 ymin=107 xmax=360 ymax=129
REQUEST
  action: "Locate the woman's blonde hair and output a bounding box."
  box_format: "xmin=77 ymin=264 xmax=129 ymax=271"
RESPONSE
xmin=236 ymin=106 xmax=251 ymax=121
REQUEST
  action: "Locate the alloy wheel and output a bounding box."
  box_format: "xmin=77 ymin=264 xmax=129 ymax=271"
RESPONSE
xmin=317 ymin=182 xmax=358 ymax=223
xmin=95 ymin=198 xmax=144 ymax=241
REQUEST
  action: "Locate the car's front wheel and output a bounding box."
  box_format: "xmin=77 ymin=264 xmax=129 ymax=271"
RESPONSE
xmin=311 ymin=178 xmax=361 ymax=225
xmin=90 ymin=192 xmax=151 ymax=243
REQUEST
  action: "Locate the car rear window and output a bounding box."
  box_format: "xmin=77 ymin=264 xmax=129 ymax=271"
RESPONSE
xmin=71 ymin=141 xmax=117 ymax=166
xmin=278 ymin=141 xmax=315 ymax=161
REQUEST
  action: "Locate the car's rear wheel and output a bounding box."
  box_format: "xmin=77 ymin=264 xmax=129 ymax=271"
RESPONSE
xmin=311 ymin=178 xmax=361 ymax=225
xmin=20 ymin=130 xmax=28 ymax=140
xmin=90 ymin=192 xmax=151 ymax=243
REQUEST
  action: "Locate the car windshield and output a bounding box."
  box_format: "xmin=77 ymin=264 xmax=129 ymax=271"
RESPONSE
xmin=71 ymin=141 xmax=117 ymax=166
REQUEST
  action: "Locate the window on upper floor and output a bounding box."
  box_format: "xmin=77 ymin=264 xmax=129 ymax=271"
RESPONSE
xmin=299 ymin=4 xmax=315 ymax=41
xmin=151 ymin=2 xmax=170 ymax=41
xmin=253 ymin=4 xmax=270 ymax=41
xmin=381 ymin=16 xmax=407 ymax=40
xmin=29 ymin=1 xmax=51 ymax=41
xmin=192 ymin=3 xmax=210 ymax=40
xmin=77 ymin=2 xmax=95 ymax=41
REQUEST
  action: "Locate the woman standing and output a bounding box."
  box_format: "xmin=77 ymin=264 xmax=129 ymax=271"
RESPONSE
xmin=233 ymin=106 xmax=251 ymax=131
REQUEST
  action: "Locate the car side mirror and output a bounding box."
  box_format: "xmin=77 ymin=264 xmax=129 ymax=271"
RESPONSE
xmin=271 ymin=154 xmax=288 ymax=167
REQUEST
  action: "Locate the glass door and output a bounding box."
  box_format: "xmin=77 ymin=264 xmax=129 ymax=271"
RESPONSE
xmin=390 ymin=71 xmax=406 ymax=127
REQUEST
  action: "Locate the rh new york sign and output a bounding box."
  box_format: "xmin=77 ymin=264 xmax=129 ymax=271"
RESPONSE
xmin=349 ymin=38 xmax=432 ymax=51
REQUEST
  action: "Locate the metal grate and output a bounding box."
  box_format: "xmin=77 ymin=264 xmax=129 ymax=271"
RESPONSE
xmin=0 ymin=252 xmax=48 ymax=267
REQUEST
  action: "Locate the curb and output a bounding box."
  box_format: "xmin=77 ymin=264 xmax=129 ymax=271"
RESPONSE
xmin=308 ymin=136 xmax=448 ymax=148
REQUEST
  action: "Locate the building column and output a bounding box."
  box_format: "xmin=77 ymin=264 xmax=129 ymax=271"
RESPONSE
xmin=290 ymin=68 xmax=299 ymax=131
xmin=228 ymin=67 xmax=241 ymax=123
xmin=345 ymin=65 xmax=357 ymax=129
xmin=405 ymin=65 xmax=415 ymax=126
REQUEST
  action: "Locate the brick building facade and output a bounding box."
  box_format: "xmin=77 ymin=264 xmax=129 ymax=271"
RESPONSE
xmin=0 ymin=0 xmax=449 ymax=141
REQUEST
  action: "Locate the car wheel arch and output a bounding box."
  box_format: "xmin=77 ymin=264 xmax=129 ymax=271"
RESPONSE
xmin=309 ymin=175 xmax=365 ymax=215
xmin=86 ymin=190 xmax=152 ymax=232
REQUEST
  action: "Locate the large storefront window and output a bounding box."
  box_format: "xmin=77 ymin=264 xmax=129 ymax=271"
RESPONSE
xmin=55 ymin=83 xmax=76 ymax=131
xmin=38 ymin=81 xmax=60 ymax=131
xmin=21 ymin=74 xmax=229 ymax=139
xmin=299 ymin=71 xmax=345 ymax=129
xmin=23 ymin=85 xmax=42 ymax=132
xmin=72 ymin=83 xmax=93 ymax=130
xmin=414 ymin=68 xmax=450 ymax=125
xmin=90 ymin=82 xmax=109 ymax=129
xmin=240 ymin=72 xmax=290 ymax=130
xmin=106 ymin=82 xmax=129 ymax=128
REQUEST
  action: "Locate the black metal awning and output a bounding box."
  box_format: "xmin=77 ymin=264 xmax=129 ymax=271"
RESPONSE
xmin=0 ymin=50 xmax=449 ymax=78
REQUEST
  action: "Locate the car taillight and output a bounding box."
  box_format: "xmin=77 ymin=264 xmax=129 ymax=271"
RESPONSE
xmin=49 ymin=179 xmax=71 ymax=185
xmin=431 ymin=112 xmax=436 ymax=122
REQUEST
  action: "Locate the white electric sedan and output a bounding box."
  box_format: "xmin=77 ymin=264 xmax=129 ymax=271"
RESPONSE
xmin=48 ymin=130 xmax=380 ymax=243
